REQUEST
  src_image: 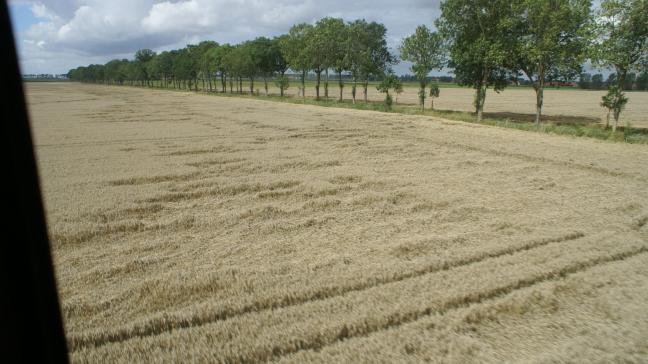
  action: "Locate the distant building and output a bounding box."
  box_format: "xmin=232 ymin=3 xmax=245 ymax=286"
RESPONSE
xmin=22 ymin=74 xmax=69 ymax=80
xmin=547 ymin=80 xmax=577 ymax=87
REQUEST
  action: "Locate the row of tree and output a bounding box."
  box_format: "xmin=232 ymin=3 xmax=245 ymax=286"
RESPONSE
xmin=68 ymin=0 xmax=647 ymax=131
xmin=68 ymin=18 xmax=395 ymax=104
xmin=578 ymin=72 xmax=648 ymax=90
xmin=429 ymin=0 xmax=647 ymax=130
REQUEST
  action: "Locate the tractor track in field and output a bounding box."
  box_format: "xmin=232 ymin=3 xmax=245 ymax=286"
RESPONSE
xmin=68 ymin=231 xmax=585 ymax=351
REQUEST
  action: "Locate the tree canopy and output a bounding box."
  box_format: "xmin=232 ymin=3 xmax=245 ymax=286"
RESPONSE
xmin=67 ymin=10 xmax=646 ymax=123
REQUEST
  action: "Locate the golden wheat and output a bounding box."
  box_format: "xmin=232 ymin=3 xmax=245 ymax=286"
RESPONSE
xmin=26 ymin=83 xmax=648 ymax=363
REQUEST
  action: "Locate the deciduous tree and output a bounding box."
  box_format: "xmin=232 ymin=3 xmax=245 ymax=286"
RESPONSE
xmin=400 ymin=25 xmax=445 ymax=112
xmin=347 ymin=20 xmax=394 ymax=103
xmin=376 ymin=72 xmax=402 ymax=110
xmin=281 ymin=23 xmax=312 ymax=98
xmin=594 ymin=0 xmax=648 ymax=130
xmin=512 ymin=0 xmax=593 ymax=124
xmin=436 ymin=0 xmax=517 ymax=122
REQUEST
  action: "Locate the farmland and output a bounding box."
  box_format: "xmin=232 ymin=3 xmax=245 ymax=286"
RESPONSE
xmin=223 ymin=81 xmax=648 ymax=129
xmin=29 ymin=83 xmax=648 ymax=363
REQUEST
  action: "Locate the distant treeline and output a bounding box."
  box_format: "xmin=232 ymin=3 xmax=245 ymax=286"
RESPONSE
xmin=68 ymin=18 xmax=396 ymax=103
xmin=578 ymin=72 xmax=648 ymax=90
xmin=68 ymin=0 xmax=647 ymax=130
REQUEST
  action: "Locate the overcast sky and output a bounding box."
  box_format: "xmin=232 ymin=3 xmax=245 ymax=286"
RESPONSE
xmin=8 ymin=0 xmax=443 ymax=75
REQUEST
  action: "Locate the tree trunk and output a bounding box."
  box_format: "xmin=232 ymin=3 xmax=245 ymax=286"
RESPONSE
xmin=420 ymin=80 xmax=426 ymax=112
xmin=315 ymin=70 xmax=321 ymax=100
xmin=352 ymin=79 xmax=357 ymax=104
xmin=617 ymin=66 xmax=627 ymax=92
xmin=301 ymin=70 xmax=306 ymax=99
xmin=324 ymin=69 xmax=329 ymax=99
xmin=221 ymin=73 xmax=226 ymax=93
xmin=249 ymin=77 xmax=254 ymax=95
xmin=264 ymin=77 xmax=268 ymax=96
xmin=475 ymin=84 xmax=487 ymax=122
xmin=430 ymin=97 xmax=434 ymax=110
xmin=614 ymin=66 xmax=627 ymax=131
xmin=338 ymin=71 xmax=343 ymax=102
xmin=534 ymin=86 xmax=544 ymax=125
xmin=363 ymin=81 xmax=368 ymax=103
xmin=475 ymin=71 xmax=488 ymax=122
xmin=605 ymin=109 xmax=611 ymax=129
xmin=534 ymin=65 xmax=545 ymax=125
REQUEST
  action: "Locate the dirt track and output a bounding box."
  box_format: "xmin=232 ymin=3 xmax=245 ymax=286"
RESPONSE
xmin=28 ymin=83 xmax=648 ymax=363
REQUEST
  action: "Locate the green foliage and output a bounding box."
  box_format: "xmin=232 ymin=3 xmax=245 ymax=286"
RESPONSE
xmin=399 ymin=25 xmax=445 ymax=82
xmin=578 ymin=73 xmax=592 ymax=89
xmin=637 ymin=71 xmax=648 ymax=90
xmin=591 ymin=73 xmax=604 ymax=89
xmin=394 ymin=79 xmax=403 ymax=97
xmin=304 ymin=20 xmax=327 ymax=74
xmin=196 ymin=41 xmax=218 ymax=81
xmin=248 ymin=37 xmax=285 ymax=78
xmin=171 ymin=48 xmax=195 ymax=85
xmin=66 ymin=12 xmax=648 ymax=124
xmin=607 ymin=73 xmax=617 ymax=86
xmin=436 ymin=0 xmax=517 ymax=118
xmin=592 ymin=0 xmax=646 ymax=127
xmin=275 ymin=75 xmax=290 ymax=96
xmin=208 ymin=44 xmax=233 ymax=77
xmin=601 ymin=85 xmax=629 ymax=125
xmin=624 ymin=73 xmax=637 ymax=90
xmin=399 ymin=25 xmax=444 ymax=109
xmin=429 ymin=83 xmax=440 ymax=98
xmin=376 ymin=73 xmax=401 ymax=110
xmin=280 ymin=24 xmax=312 ymax=74
xmin=135 ymin=49 xmax=155 ymax=64
xmin=436 ymin=0 xmax=515 ymax=90
xmin=594 ymin=0 xmax=648 ymax=77
xmin=104 ymin=59 xmax=129 ymax=84
xmin=317 ymin=18 xmax=348 ymax=73
xmin=384 ymin=93 xmax=393 ymax=110
xmin=511 ymin=0 xmax=593 ymax=123
xmin=513 ymin=0 xmax=592 ymax=83
xmin=347 ymin=20 xmax=394 ymax=83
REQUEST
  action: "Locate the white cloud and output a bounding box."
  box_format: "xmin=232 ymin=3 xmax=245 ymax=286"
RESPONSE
xmin=10 ymin=0 xmax=441 ymax=74
xmin=142 ymin=1 xmax=208 ymax=33
xmin=30 ymin=3 xmax=60 ymax=21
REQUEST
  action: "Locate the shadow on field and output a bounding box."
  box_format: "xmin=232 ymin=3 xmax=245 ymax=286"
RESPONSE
xmin=484 ymin=112 xmax=600 ymax=126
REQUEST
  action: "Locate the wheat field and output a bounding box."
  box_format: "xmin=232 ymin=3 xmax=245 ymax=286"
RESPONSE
xmin=250 ymin=81 xmax=648 ymax=128
xmin=27 ymin=82 xmax=648 ymax=363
